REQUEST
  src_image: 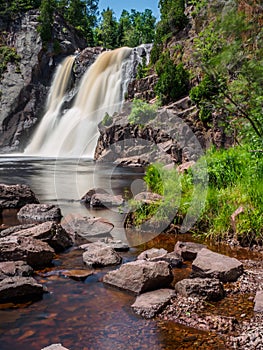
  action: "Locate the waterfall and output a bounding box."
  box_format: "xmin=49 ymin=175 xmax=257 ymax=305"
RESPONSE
xmin=25 ymin=47 xmax=133 ymax=158
xmin=25 ymin=55 xmax=76 ymax=154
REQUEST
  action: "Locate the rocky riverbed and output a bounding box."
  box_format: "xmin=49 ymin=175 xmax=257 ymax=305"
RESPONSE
xmin=0 ymin=183 xmax=262 ymax=350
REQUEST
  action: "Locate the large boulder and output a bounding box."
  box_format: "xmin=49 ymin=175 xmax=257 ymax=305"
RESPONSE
xmin=0 ymin=277 xmax=46 ymax=303
xmin=0 ymin=184 xmax=39 ymax=209
xmin=254 ymin=291 xmax=263 ymax=313
xmin=0 ymin=261 xmax=33 ymax=281
xmin=131 ymin=289 xmax=175 ymax=319
xmin=175 ymin=278 xmax=225 ymax=301
xmin=4 ymin=221 xmax=73 ymax=252
xmin=0 ymin=236 xmax=55 ymax=268
xmin=103 ymin=260 xmax=173 ymax=295
xmin=137 ymin=248 xmax=168 ymax=261
xmin=90 ymin=193 xmax=124 ymax=208
xmin=17 ymin=204 xmax=62 ymax=222
xmin=0 ymin=224 xmax=36 ymax=238
xmin=191 ymin=248 xmax=243 ymax=282
xmin=81 ymin=188 xmax=108 ymax=204
xmin=61 ymin=216 xmax=114 ymax=241
xmin=137 ymin=248 xmax=183 ymax=268
xmin=174 ymin=241 xmax=207 ymax=261
xmin=82 ymin=242 xmax=122 ymax=267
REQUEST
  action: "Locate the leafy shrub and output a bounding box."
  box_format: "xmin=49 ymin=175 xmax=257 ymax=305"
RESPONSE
xmin=128 ymin=99 xmax=158 ymax=125
xmin=0 ymin=46 xmax=20 ymax=78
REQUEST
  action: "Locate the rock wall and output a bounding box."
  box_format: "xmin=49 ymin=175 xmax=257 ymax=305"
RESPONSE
xmin=0 ymin=10 xmax=88 ymax=152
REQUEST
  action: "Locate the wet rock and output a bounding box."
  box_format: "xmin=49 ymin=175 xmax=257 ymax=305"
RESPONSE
xmin=90 ymin=193 xmax=124 ymax=208
xmin=158 ymin=252 xmax=183 ymax=268
xmin=0 ymin=261 xmax=33 ymax=281
xmin=81 ymin=188 xmax=108 ymax=204
xmin=103 ymin=260 xmax=173 ymax=295
xmin=0 ymin=277 xmax=46 ymax=303
xmin=17 ymin=204 xmax=62 ymax=222
xmin=62 ymin=269 xmax=93 ymax=281
xmin=41 ymin=344 xmax=69 ymax=350
xmin=134 ymin=192 xmax=163 ymax=204
xmin=137 ymin=248 xmax=168 ymax=260
xmin=0 ymin=236 xmax=55 ymax=268
xmin=174 ymin=241 xmax=207 ymax=261
xmin=81 ymin=237 xmax=129 ymax=252
xmin=191 ymin=248 xmax=243 ymax=282
xmin=61 ymin=216 xmax=114 ymax=241
xmin=0 ymin=223 xmax=36 ymax=238
xmin=132 ymin=289 xmax=176 ymax=319
xmin=0 ymin=184 xmax=39 ymax=209
xmin=82 ymin=242 xmax=122 ymax=268
xmin=3 ymin=221 xmax=73 ymax=252
xmin=175 ymin=277 xmax=225 ymax=301
xmin=254 ymin=291 xmax=263 ymax=312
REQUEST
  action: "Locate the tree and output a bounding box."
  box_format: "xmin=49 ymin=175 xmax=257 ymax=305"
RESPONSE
xmin=38 ymin=0 xmax=56 ymax=42
xmin=98 ymin=7 xmax=118 ymax=49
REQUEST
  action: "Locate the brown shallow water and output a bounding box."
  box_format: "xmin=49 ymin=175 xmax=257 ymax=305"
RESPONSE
xmin=0 ymin=157 xmax=262 ymax=350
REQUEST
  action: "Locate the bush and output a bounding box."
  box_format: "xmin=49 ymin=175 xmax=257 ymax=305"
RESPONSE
xmin=0 ymin=46 xmax=20 ymax=78
xmin=128 ymin=99 xmax=158 ymax=125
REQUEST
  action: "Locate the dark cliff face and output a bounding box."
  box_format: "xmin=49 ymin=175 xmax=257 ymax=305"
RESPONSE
xmin=0 ymin=10 xmax=88 ymax=152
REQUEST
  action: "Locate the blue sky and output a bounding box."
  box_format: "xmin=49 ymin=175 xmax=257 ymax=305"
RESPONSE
xmin=98 ymin=0 xmax=160 ymax=20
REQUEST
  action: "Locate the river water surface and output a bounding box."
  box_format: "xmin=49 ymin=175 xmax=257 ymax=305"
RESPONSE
xmin=0 ymin=157 xmax=257 ymax=349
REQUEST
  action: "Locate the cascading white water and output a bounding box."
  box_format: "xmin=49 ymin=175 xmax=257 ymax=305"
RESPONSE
xmin=25 ymin=55 xmax=76 ymax=154
xmin=25 ymin=47 xmax=133 ymax=158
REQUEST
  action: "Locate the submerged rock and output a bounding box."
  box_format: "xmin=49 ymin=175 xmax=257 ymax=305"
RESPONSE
xmin=0 ymin=277 xmax=46 ymax=303
xmin=17 ymin=204 xmax=62 ymax=222
xmin=0 ymin=236 xmax=55 ymax=268
xmin=0 ymin=261 xmax=33 ymax=281
xmin=174 ymin=241 xmax=207 ymax=261
xmin=175 ymin=277 xmax=225 ymax=301
xmin=132 ymin=289 xmax=175 ymax=319
xmin=191 ymin=248 xmax=243 ymax=282
xmin=0 ymin=184 xmax=39 ymax=209
xmin=103 ymin=260 xmax=173 ymax=295
xmin=82 ymin=242 xmax=122 ymax=268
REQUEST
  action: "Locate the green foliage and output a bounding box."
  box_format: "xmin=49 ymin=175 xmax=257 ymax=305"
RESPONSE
xmin=191 ymin=6 xmax=263 ymax=145
xmin=154 ymin=52 xmax=189 ymax=104
xmin=0 ymin=0 xmax=40 ymax=21
xmin=38 ymin=0 xmax=55 ymax=42
xmin=128 ymin=99 xmax=158 ymax=125
xmin=0 ymin=45 xmax=20 ymax=78
xmin=101 ymin=112 xmax=113 ymax=126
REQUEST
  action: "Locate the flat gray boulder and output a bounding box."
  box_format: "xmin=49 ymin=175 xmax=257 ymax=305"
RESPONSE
xmin=254 ymin=291 xmax=263 ymax=312
xmin=42 ymin=344 xmax=69 ymax=350
xmin=82 ymin=242 xmax=122 ymax=267
xmin=0 ymin=224 xmax=36 ymax=238
xmin=103 ymin=260 xmax=173 ymax=294
xmin=131 ymin=289 xmax=175 ymax=318
xmin=0 ymin=184 xmax=39 ymax=209
xmin=175 ymin=277 xmax=225 ymax=301
xmin=17 ymin=204 xmax=62 ymax=222
xmin=90 ymin=193 xmax=124 ymax=208
xmin=0 ymin=277 xmax=46 ymax=303
xmin=137 ymin=248 xmax=168 ymax=260
xmin=0 ymin=236 xmax=55 ymax=268
xmin=174 ymin=241 xmax=207 ymax=260
xmin=6 ymin=221 xmax=73 ymax=252
xmin=191 ymin=248 xmax=243 ymax=282
xmin=0 ymin=261 xmax=33 ymax=281
xmin=62 ymin=216 xmax=114 ymax=240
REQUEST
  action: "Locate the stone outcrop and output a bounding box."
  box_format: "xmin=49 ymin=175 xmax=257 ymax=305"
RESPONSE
xmin=0 ymin=276 xmax=46 ymax=303
xmin=17 ymin=203 xmax=62 ymax=222
xmin=0 ymin=10 xmax=90 ymax=152
xmin=82 ymin=242 xmax=122 ymax=268
xmin=175 ymin=277 xmax=225 ymax=301
xmin=0 ymin=235 xmax=55 ymax=268
xmin=131 ymin=289 xmax=175 ymax=319
xmin=0 ymin=184 xmax=39 ymax=209
xmin=191 ymin=248 xmax=244 ymax=282
xmin=103 ymin=260 xmax=173 ymax=295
